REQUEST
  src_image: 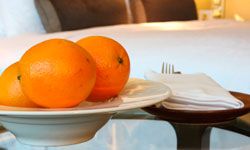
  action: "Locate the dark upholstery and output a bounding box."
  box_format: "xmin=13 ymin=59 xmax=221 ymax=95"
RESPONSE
xmin=35 ymin=0 xmax=198 ymax=32
xmin=35 ymin=0 xmax=62 ymax=32
xmin=36 ymin=0 xmax=129 ymax=32
xmin=141 ymin=0 xmax=198 ymax=22
xmin=129 ymin=0 xmax=147 ymax=23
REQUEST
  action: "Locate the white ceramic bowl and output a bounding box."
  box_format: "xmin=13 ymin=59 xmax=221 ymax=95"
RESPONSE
xmin=0 ymin=78 xmax=171 ymax=146
xmin=0 ymin=113 xmax=112 ymax=146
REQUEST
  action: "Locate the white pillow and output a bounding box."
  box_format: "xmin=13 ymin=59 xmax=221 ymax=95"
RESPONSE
xmin=0 ymin=0 xmax=45 ymax=37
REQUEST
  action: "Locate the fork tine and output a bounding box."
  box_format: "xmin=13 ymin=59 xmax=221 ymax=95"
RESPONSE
xmin=161 ymin=62 xmax=165 ymax=73
xmin=172 ymin=64 xmax=175 ymax=74
xmin=165 ymin=63 xmax=168 ymax=74
xmin=166 ymin=63 xmax=168 ymax=74
xmin=162 ymin=62 xmax=181 ymax=74
xmin=168 ymin=64 xmax=172 ymax=74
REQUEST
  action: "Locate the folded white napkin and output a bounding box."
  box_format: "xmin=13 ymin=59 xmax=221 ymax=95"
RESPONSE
xmin=144 ymin=71 xmax=244 ymax=111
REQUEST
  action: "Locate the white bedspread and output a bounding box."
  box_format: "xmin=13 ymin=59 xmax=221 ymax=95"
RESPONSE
xmin=0 ymin=20 xmax=250 ymax=93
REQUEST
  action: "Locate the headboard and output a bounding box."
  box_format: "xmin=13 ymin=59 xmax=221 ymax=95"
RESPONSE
xmin=138 ymin=0 xmax=198 ymax=22
xmin=35 ymin=0 xmax=198 ymax=32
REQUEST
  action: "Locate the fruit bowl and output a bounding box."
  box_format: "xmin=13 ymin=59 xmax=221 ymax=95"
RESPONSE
xmin=0 ymin=78 xmax=171 ymax=146
xmin=0 ymin=113 xmax=112 ymax=146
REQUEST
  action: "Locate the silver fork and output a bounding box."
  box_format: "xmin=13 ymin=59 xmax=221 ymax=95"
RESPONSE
xmin=155 ymin=63 xmax=180 ymax=108
xmin=161 ymin=62 xmax=181 ymax=74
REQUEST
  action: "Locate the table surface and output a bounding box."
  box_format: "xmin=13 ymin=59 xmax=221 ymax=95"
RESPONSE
xmin=0 ymin=112 xmax=249 ymax=150
xmin=0 ymin=123 xmax=250 ymax=150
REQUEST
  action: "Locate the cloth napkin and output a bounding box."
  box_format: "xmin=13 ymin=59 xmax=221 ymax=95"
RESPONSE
xmin=144 ymin=71 xmax=244 ymax=111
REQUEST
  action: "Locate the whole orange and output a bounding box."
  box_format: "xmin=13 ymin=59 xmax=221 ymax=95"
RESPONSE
xmin=19 ymin=39 xmax=96 ymax=108
xmin=76 ymin=36 xmax=130 ymax=102
xmin=0 ymin=62 xmax=38 ymax=107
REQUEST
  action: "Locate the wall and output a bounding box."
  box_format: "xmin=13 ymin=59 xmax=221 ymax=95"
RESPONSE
xmin=194 ymin=0 xmax=250 ymax=21
xmin=194 ymin=0 xmax=212 ymax=10
xmin=225 ymin=0 xmax=250 ymax=21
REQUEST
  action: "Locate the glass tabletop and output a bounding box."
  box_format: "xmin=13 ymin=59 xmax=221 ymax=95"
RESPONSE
xmin=0 ymin=118 xmax=249 ymax=150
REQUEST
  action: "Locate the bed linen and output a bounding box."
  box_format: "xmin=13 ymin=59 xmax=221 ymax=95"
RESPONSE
xmin=0 ymin=19 xmax=249 ymax=94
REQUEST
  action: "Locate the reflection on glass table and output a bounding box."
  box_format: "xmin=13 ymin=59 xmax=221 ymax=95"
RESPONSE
xmin=0 ymin=119 xmax=249 ymax=150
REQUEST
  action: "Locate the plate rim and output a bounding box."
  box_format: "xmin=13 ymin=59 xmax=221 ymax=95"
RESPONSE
xmin=0 ymin=78 xmax=171 ymax=116
xmin=143 ymin=91 xmax=250 ymax=124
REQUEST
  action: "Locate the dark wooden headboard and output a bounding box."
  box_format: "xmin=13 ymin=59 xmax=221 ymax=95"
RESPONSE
xmin=130 ymin=0 xmax=198 ymax=23
xmin=35 ymin=0 xmax=198 ymax=32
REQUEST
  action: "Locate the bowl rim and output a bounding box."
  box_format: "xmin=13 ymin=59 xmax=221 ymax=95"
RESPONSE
xmin=0 ymin=78 xmax=171 ymax=116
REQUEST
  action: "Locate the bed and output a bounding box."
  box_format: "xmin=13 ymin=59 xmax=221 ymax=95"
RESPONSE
xmin=0 ymin=19 xmax=250 ymax=94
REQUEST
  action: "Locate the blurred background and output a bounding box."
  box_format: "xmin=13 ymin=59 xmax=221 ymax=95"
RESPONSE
xmin=195 ymin=0 xmax=250 ymax=21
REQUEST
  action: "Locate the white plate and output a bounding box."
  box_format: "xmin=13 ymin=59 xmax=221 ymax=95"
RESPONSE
xmin=0 ymin=78 xmax=171 ymax=146
xmin=0 ymin=78 xmax=170 ymax=115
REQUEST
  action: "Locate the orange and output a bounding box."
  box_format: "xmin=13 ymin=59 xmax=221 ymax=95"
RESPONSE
xmin=0 ymin=62 xmax=38 ymax=107
xmin=76 ymin=36 xmax=130 ymax=102
xmin=19 ymin=39 xmax=96 ymax=108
